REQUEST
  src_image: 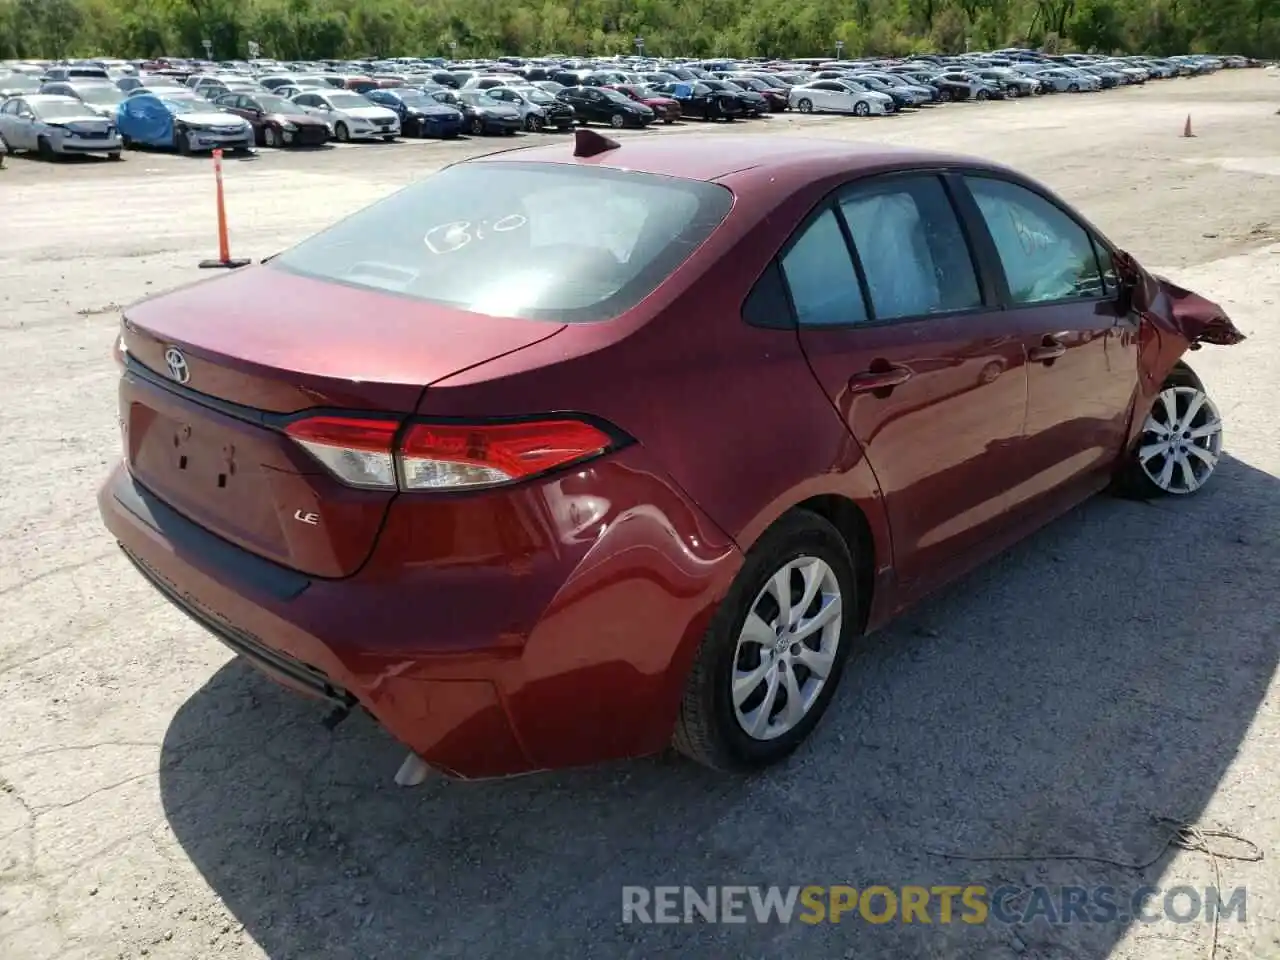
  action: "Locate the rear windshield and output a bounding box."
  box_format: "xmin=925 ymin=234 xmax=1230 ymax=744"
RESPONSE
xmin=270 ymin=161 xmax=733 ymax=323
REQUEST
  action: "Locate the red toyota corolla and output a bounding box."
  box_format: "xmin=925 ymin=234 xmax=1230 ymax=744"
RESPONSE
xmin=99 ymin=130 xmax=1244 ymax=780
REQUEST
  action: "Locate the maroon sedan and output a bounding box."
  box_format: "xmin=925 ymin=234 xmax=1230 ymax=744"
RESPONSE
xmin=215 ymin=92 xmax=330 ymax=147
xmin=99 ymin=131 xmax=1243 ymax=780
xmin=606 ymin=84 xmax=682 ymax=123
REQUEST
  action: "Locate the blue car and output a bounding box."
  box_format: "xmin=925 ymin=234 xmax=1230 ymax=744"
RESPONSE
xmin=364 ymin=88 xmax=463 ymax=139
xmin=116 ymin=92 xmax=254 ymax=154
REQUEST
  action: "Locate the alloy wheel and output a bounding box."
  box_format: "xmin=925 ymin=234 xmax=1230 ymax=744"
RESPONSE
xmin=1138 ymin=385 xmax=1223 ymax=494
xmin=797 ymin=98 xmax=812 ymax=113
xmin=854 ymin=101 xmax=870 ymax=117
xmin=731 ymin=556 xmax=843 ymax=741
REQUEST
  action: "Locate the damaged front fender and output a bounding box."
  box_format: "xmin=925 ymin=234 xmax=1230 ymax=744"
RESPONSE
xmin=1112 ymin=249 xmax=1245 ymax=457
xmin=1115 ymin=248 xmax=1247 ymax=349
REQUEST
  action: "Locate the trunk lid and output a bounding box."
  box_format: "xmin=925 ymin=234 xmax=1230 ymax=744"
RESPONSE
xmin=119 ymin=265 xmax=565 ymax=577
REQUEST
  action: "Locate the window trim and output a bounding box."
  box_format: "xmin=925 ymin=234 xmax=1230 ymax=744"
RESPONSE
xmin=954 ymin=170 xmax=1117 ymax=309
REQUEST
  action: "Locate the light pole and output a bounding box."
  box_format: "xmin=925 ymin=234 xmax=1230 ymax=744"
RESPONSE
xmin=835 ymin=39 xmax=845 ymax=60
xmin=635 ymin=36 xmax=644 ymax=57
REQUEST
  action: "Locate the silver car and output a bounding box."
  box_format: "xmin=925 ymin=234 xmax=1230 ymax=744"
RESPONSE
xmin=0 ymin=94 xmax=122 ymax=159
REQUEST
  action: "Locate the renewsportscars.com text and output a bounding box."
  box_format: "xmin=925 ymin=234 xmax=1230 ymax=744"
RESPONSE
xmin=621 ymin=885 xmax=1247 ymax=925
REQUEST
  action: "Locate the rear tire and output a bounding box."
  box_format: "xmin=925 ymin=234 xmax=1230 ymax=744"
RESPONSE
xmin=673 ymin=510 xmax=858 ymax=772
xmin=1112 ymin=364 xmax=1223 ymax=499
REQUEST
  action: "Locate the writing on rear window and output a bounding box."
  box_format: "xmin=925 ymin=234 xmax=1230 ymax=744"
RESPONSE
xmin=270 ymin=161 xmax=733 ymax=323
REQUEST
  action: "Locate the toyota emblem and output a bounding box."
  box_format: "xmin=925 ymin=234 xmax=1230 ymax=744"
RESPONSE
xmin=164 ymin=347 xmax=190 ymax=384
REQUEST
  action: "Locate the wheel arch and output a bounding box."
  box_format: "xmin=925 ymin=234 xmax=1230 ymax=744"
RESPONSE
xmin=791 ymin=494 xmax=878 ymax=635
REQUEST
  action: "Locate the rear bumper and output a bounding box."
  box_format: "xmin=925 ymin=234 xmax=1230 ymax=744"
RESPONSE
xmin=99 ymin=448 xmax=742 ymax=778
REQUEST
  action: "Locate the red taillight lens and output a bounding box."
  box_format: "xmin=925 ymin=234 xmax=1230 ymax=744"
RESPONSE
xmin=399 ymin=420 xmax=615 ymax=490
xmin=284 ymin=416 xmax=618 ymax=492
xmin=285 ymin=416 xmax=399 ymax=489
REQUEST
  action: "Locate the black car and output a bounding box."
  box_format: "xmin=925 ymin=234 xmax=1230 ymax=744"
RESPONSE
xmin=652 ymin=81 xmax=744 ymax=121
xmin=365 ymin=88 xmax=464 ymax=138
xmin=557 ymin=85 xmax=655 ymax=128
xmin=698 ymin=79 xmax=769 ymax=116
xmin=923 ymin=73 xmax=975 ymax=102
xmin=435 ymin=89 xmax=522 ymax=135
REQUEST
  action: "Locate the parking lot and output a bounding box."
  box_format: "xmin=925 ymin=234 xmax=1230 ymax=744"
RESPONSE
xmin=2 ymin=68 xmax=1279 ymax=960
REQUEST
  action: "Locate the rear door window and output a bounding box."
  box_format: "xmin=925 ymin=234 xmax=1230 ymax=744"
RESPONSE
xmin=270 ymin=161 xmax=733 ymax=323
xmin=837 ymin=176 xmax=982 ymax=320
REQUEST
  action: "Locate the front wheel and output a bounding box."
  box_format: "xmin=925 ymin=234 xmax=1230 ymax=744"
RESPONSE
xmin=1113 ymin=365 xmax=1224 ymax=498
xmin=976 ymin=88 xmax=990 ymax=101
xmin=107 ymin=151 xmax=122 ymax=161
xmin=673 ymin=510 xmax=857 ymax=771
xmin=175 ymin=126 xmax=191 ymax=155
xmin=263 ymin=126 xmax=280 ymax=148
xmin=334 ymin=121 xmax=350 ymax=142
xmin=469 ymin=116 xmax=485 ymax=136
xmin=937 ymin=89 xmax=952 ymax=102
xmin=1068 ymin=82 xmax=1080 ymax=92
xmin=37 ymin=136 xmax=55 ymax=160
xmin=609 ymin=112 xmax=626 ymax=128
xmin=853 ymin=100 xmax=870 ymax=117
xmin=796 ymin=98 xmax=813 ymax=113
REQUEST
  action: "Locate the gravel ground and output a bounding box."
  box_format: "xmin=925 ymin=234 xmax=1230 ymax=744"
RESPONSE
xmin=1 ymin=70 xmax=1278 ymax=960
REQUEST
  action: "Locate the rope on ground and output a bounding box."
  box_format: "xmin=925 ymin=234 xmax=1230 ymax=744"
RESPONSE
xmin=925 ymin=815 xmax=1262 ymax=960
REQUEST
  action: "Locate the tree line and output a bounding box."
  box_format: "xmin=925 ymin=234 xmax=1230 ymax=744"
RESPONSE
xmin=2 ymin=0 xmax=1277 ymax=64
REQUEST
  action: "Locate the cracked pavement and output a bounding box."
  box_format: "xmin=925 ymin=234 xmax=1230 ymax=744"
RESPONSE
xmin=1 ymin=70 xmax=1278 ymax=960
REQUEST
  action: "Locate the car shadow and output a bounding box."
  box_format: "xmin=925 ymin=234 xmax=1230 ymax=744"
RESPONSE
xmin=159 ymin=452 xmax=1278 ymax=959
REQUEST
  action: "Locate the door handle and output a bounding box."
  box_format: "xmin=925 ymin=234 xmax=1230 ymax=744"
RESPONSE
xmin=1028 ymin=336 xmax=1067 ymax=363
xmin=848 ymin=364 xmax=913 ymax=394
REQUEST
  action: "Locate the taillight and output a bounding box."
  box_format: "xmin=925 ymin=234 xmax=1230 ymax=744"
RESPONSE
xmin=285 ymin=416 xmax=399 ymax=489
xmin=284 ymin=415 xmax=621 ymax=492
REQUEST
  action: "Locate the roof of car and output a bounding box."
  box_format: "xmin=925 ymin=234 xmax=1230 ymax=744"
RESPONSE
xmin=470 ymin=135 xmax=976 ymax=183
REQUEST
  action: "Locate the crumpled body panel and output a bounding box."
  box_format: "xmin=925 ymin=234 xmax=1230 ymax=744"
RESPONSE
xmin=1114 ymin=248 xmax=1247 ymax=348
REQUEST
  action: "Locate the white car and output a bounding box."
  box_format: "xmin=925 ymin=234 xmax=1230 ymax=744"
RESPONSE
xmin=788 ymin=80 xmax=891 ymax=116
xmin=289 ymin=90 xmax=400 ymax=141
xmin=0 ymin=94 xmax=122 ymax=159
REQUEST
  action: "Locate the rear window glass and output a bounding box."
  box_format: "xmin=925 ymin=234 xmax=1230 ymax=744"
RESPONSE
xmin=269 ymin=161 xmax=733 ymax=322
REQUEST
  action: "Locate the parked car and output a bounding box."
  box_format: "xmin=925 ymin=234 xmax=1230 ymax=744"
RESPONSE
xmin=921 ymin=72 xmax=975 ymax=101
xmin=975 ymin=67 xmax=1040 ymax=97
xmin=289 ymin=90 xmax=400 ymax=142
xmin=653 ymin=80 xmax=744 ymax=121
xmin=603 ymin=84 xmax=682 ymax=123
xmin=42 ymin=64 xmax=109 ymax=83
xmin=215 ymin=92 xmax=331 ymax=147
xmin=0 ymin=94 xmax=122 ymax=159
xmin=558 ymin=85 xmax=655 ymax=128
xmin=38 ymin=80 xmax=125 ymax=118
xmin=699 ymin=78 xmax=770 ymax=116
xmin=481 ymin=85 xmax=576 ymax=131
xmin=115 ymin=91 xmax=252 ymax=153
xmin=856 ymin=71 xmax=937 ymax=104
xmin=99 ymin=132 xmax=1244 ymax=780
xmin=0 ymin=71 xmax=43 ymax=99
xmin=189 ymin=75 xmax=262 ymax=101
xmin=431 ymin=89 xmax=522 ymax=135
xmin=787 ymin=80 xmax=890 ymax=116
xmin=116 ymin=74 xmax=184 ymax=95
xmin=364 ymin=88 xmax=464 ymax=138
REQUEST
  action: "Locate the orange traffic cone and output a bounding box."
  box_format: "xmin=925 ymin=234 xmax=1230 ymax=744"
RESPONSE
xmin=1182 ymin=114 xmax=1195 ymax=138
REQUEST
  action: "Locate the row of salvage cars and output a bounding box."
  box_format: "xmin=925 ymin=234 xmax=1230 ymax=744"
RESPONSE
xmin=0 ymin=49 xmax=1259 ymax=161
